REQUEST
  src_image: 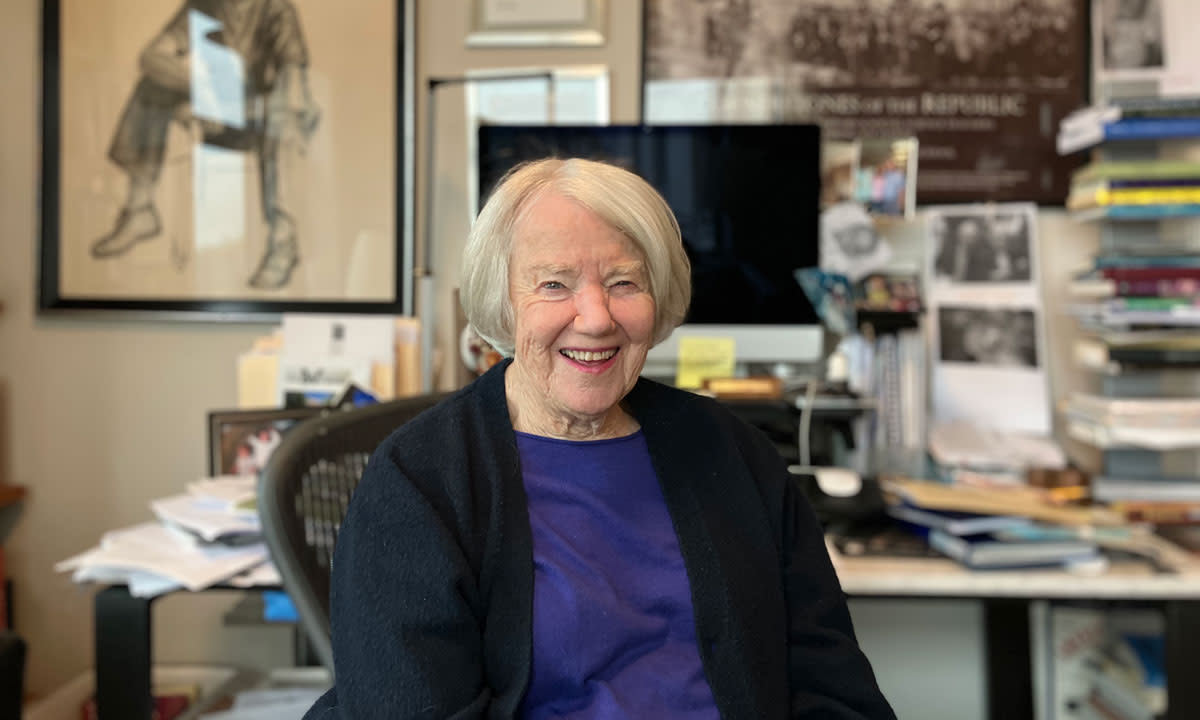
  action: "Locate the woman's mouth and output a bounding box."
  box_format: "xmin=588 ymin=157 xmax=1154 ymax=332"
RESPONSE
xmin=560 ymin=348 xmax=618 ymax=363
xmin=559 ymin=348 xmax=619 ymax=372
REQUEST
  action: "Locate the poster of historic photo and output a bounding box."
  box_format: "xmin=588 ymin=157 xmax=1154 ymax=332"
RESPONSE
xmin=643 ymin=0 xmax=1087 ymax=205
xmin=1092 ymin=0 xmax=1200 ymax=101
xmin=47 ymin=0 xmax=404 ymax=311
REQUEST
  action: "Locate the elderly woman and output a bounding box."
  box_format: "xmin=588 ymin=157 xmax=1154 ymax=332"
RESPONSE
xmin=306 ymin=158 xmax=894 ymax=719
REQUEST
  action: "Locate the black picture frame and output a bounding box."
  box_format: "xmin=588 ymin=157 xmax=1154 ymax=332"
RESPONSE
xmin=38 ymin=0 xmax=415 ymax=318
xmin=206 ymin=406 xmax=323 ymax=477
xmin=640 ymin=0 xmax=1091 ymax=207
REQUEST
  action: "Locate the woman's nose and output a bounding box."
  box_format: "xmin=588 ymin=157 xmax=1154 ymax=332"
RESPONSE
xmin=573 ymin=286 xmax=615 ymax=335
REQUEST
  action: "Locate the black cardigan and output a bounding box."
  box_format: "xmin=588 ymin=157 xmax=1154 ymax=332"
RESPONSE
xmin=305 ymin=361 xmax=894 ymax=719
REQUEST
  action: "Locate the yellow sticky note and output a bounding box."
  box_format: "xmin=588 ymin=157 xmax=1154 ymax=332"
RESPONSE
xmin=676 ymin=336 xmax=736 ymax=389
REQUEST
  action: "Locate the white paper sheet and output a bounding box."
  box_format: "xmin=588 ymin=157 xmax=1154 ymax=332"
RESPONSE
xmin=926 ymin=203 xmax=1051 ymax=435
xmin=151 ymin=494 xmax=261 ymax=542
xmin=57 ymin=522 xmax=268 ymax=595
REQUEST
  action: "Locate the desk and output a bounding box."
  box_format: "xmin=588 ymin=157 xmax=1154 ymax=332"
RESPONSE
xmin=830 ymin=539 xmax=1200 ymax=720
xmin=93 ymin=584 xmax=303 ymax=720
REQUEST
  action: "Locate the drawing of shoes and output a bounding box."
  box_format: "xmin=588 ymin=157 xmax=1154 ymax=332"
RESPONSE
xmin=249 ymin=223 xmax=300 ymax=289
xmin=248 ymin=246 xmax=299 ymax=289
xmin=90 ymin=205 xmax=162 ymax=258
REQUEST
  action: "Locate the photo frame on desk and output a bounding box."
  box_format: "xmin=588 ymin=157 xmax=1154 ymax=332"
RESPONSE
xmin=467 ymin=0 xmax=606 ymax=47
xmin=38 ymin=0 xmax=415 ymax=319
xmin=207 ymin=407 xmax=323 ymax=477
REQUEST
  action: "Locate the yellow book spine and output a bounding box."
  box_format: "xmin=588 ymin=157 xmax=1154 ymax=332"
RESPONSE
xmin=1094 ymin=187 xmax=1200 ymax=206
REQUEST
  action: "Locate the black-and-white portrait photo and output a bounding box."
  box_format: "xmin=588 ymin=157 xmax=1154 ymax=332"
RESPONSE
xmin=44 ymin=0 xmax=404 ymax=312
xmin=1099 ymin=0 xmax=1165 ymax=70
xmin=932 ymin=211 xmax=1032 ymax=283
xmin=938 ymin=307 xmax=1038 ymax=367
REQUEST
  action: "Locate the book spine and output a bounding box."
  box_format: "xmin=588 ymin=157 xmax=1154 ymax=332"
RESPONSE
xmin=1105 ymin=117 xmax=1200 ymax=140
xmin=1113 ymin=277 xmax=1200 ymax=297
xmin=1102 ymin=266 xmax=1200 ymax=281
xmin=1106 ymin=348 xmax=1200 ymax=366
xmin=1094 ymin=187 xmax=1200 ymax=206
xmin=1072 ymin=162 xmax=1200 ymax=185
xmin=1095 ymin=255 xmax=1200 ymax=270
xmin=1106 ymin=297 xmax=1200 ymax=311
xmin=1096 ymin=203 xmax=1200 ymax=220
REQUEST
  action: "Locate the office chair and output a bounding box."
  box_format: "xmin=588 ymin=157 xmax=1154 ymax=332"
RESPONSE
xmin=258 ymin=393 xmax=449 ymax=673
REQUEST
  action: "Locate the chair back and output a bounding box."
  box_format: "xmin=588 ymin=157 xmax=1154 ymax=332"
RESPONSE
xmin=258 ymin=394 xmax=448 ymax=672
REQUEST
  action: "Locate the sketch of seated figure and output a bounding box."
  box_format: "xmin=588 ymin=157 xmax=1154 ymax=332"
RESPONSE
xmin=91 ymin=0 xmax=320 ymax=290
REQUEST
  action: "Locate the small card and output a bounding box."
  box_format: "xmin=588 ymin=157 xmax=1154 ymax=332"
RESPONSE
xmin=676 ymin=336 xmax=736 ymax=390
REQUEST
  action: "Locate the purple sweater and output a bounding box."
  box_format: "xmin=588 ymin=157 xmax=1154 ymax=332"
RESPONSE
xmin=516 ymin=430 xmax=719 ymax=719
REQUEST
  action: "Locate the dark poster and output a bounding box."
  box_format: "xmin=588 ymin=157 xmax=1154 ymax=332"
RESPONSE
xmin=643 ymin=0 xmax=1087 ymax=205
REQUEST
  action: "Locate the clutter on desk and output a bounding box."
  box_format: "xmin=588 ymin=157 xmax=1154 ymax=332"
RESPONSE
xmin=55 ymin=476 xmax=276 ymax=598
xmin=928 ymin=421 xmax=1067 ymax=487
xmin=236 ymin=313 xmax=422 ymax=409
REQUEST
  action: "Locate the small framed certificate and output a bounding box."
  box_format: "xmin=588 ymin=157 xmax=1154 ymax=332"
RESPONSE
xmin=467 ymin=0 xmax=606 ymax=47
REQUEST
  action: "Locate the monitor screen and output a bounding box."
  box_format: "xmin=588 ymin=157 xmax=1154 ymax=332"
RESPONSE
xmin=476 ymin=124 xmax=823 ymax=329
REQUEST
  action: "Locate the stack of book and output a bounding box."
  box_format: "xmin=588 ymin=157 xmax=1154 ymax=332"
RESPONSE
xmin=1067 ymin=159 xmax=1200 ymax=221
xmin=882 ymin=478 xmax=1124 ymax=571
xmin=1064 ymin=393 xmax=1200 ymax=525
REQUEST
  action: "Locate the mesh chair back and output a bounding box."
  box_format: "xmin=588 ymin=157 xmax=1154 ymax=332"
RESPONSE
xmin=258 ymin=394 xmax=449 ymax=671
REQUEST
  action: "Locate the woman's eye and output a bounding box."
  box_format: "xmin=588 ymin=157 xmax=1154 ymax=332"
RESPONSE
xmin=540 ymin=281 xmax=566 ymax=291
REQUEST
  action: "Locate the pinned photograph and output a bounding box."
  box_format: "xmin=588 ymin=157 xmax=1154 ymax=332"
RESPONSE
xmin=852 ymin=138 xmax=917 ymax=219
xmin=931 ymin=210 xmax=1033 ymax=284
xmin=938 ymin=306 xmax=1039 ymax=368
xmin=1099 ymin=0 xmax=1165 ymax=70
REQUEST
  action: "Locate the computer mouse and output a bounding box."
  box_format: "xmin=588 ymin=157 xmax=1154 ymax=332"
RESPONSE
xmin=812 ymin=467 xmax=863 ymax=498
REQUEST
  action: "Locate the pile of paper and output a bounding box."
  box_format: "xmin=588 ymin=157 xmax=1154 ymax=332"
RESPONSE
xmin=56 ymin=476 xmax=279 ymax=598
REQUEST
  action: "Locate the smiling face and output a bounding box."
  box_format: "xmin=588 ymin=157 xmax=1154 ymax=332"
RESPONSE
xmin=504 ymin=190 xmax=656 ymax=440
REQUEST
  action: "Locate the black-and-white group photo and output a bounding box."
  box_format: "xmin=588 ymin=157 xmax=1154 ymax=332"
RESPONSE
xmin=645 ymin=0 xmax=1081 ymax=90
xmin=643 ymin=0 xmax=1087 ymax=205
xmin=932 ymin=211 xmax=1032 ymax=283
xmin=938 ymin=306 xmax=1038 ymax=367
xmin=1099 ymin=0 xmax=1165 ymax=70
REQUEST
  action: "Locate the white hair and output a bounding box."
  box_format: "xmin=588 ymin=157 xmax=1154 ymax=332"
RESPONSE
xmin=459 ymin=157 xmax=691 ymax=356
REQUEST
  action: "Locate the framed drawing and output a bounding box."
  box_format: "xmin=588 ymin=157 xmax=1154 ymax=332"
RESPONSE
xmin=642 ymin=0 xmax=1089 ymax=205
xmin=39 ymin=0 xmax=415 ymax=318
xmin=467 ymin=0 xmax=606 ymax=47
xmin=207 ymin=406 xmax=323 ymax=477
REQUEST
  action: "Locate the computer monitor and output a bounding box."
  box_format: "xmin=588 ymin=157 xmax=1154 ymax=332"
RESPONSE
xmin=476 ymin=124 xmax=824 ymax=377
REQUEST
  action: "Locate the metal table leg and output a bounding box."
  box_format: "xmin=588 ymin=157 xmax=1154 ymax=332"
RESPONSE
xmin=1165 ymin=600 xmax=1200 ymax=720
xmin=984 ymin=598 xmax=1033 ymax=720
xmin=94 ymin=586 xmax=153 ymax=720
